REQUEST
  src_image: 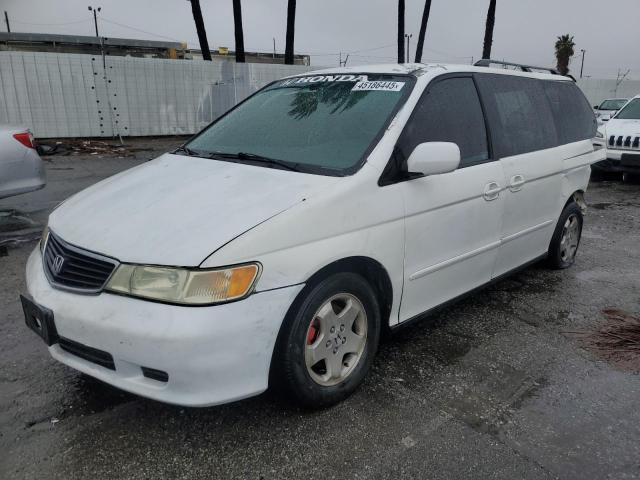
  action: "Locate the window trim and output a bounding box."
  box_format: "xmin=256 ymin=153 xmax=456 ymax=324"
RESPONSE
xmin=378 ymin=72 xmax=496 ymax=186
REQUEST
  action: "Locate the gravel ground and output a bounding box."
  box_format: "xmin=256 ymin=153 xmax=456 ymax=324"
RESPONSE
xmin=1 ymin=138 xmax=639 ymax=479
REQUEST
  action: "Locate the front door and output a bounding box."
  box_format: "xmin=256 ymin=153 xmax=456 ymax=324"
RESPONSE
xmin=396 ymin=76 xmax=506 ymax=322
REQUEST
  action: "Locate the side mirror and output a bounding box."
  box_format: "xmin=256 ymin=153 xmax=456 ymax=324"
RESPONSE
xmin=406 ymin=142 xmax=461 ymax=177
xmin=594 ymin=105 xmax=599 ymax=110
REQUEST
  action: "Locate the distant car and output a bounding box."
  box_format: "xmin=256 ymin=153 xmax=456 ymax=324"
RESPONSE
xmin=593 ymin=98 xmax=628 ymax=124
xmin=0 ymin=125 xmax=46 ymax=199
xmin=593 ymin=95 xmax=640 ymax=181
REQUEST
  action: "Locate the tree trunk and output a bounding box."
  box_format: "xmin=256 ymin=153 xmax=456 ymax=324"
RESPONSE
xmin=232 ymin=0 xmax=245 ymax=63
xmin=414 ymin=0 xmax=432 ymax=63
xmin=482 ymin=0 xmax=497 ymax=60
xmin=556 ymin=56 xmax=569 ymax=76
xmin=285 ymin=0 xmax=296 ymax=65
xmin=397 ymin=0 xmax=405 ymax=64
xmin=190 ymin=0 xmax=211 ymax=61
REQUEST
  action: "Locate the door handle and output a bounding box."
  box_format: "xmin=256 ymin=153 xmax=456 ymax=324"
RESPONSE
xmin=509 ymin=174 xmax=525 ymax=192
xmin=483 ymin=181 xmax=502 ymax=201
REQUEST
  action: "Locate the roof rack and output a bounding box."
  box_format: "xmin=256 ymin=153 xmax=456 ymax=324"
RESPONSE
xmin=474 ymin=59 xmax=576 ymax=81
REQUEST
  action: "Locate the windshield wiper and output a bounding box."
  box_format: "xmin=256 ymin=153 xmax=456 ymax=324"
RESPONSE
xmin=173 ymin=145 xmax=202 ymax=157
xmin=208 ymin=151 xmax=302 ymax=172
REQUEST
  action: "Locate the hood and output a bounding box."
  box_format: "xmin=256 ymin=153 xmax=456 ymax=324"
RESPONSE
xmin=50 ymin=153 xmax=337 ymax=266
xmin=605 ymin=118 xmax=640 ymax=137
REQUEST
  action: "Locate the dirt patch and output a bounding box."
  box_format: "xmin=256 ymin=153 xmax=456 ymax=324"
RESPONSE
xmin=569 ymin=309 xmax=640 ymax=372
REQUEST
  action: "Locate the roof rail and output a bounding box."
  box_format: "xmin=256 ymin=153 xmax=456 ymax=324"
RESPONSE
xmin=474 ymin=59 xmax=576 ymax=81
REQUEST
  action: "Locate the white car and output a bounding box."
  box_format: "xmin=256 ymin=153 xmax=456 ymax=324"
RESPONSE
xmin=593 ymin=98 xmax=628 ymax=124
xmin=22 ymin=63 xmax=602 ymax=408
xmin=0 ymin=125 xmax=46 ymax=199
xmin=593 ymin=95 xmax=640 ymax=180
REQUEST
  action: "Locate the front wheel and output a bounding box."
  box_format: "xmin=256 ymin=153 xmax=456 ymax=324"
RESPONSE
xmin=274 ymin=272 xmax=381 ymax=408
xmin=547 ymin=202 xmax=583 ymax=269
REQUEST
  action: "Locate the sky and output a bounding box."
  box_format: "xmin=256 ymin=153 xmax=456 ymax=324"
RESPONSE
xmin=3 ymin=0 xmax=639 ymax=79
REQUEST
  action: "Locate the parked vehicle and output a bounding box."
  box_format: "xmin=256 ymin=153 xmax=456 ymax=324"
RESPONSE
xmin=22 ymin=63 xmax=601 ymax=408
xmin=0 ymin=125 xmax=45 ymax=199
xmin=593 ymin=98 xmax=628 ymax=124
xmin=592 ymin=95 xmax=640 ymax=181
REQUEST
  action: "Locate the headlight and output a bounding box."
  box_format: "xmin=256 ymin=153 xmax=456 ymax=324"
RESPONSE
xmin=595 ymin=130 xmax=604 ymax=139
xmin=105 ymin=263 xmax=261 ymax=305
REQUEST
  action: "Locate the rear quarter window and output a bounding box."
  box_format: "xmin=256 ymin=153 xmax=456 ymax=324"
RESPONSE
xmin=542 ymin=81 xmax=597 ymax=143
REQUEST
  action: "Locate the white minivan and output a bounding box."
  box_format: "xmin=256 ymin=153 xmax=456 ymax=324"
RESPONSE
xmin=22 ymin=63 xmax=602 ymax=408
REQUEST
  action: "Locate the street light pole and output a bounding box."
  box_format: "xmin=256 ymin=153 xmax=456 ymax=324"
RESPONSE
xmin=405 ymin=33 xmax=412 ymax=63
xmin=580 ymin=49 xmax=586 ymax=79
xmin=88 ymin=6 xmax=101 ymax=37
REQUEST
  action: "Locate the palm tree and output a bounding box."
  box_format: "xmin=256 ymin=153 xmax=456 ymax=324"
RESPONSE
xmin=232 ymin=0 xmax=245 ymax=63
xmin=555 ymin=34 xmax=575 ymax=76
xmin=397 ymin=0 xmax=405 ymax=63
xmin=481 ymin=0 xmax=497 ymax=60
xmin=284 ymin=0 xmax=296 ymax=65
xmin=189 ymin=0 xmax=211 ymax=61
xmin=414 ymin=0 xmax=433 ymax=63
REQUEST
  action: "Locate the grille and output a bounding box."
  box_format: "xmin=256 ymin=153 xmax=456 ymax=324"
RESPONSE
xmin=59 ymin=337 xmax=116 ymax=370
xmin=43 ymin=232 xmax=117 ymax=292
xmin=609 ymin=134 xmax=640 ymax=151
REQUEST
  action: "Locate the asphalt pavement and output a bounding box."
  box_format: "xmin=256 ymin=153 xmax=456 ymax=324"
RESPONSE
xmin=1 ymin=139 xmax=639 ymax=479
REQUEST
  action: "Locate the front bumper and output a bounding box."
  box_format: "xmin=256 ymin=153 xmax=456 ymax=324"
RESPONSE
xmin=25 ymin=248 xmax=303 ymax=407
xmin=592 ymin=146 xmax=640 ymax=173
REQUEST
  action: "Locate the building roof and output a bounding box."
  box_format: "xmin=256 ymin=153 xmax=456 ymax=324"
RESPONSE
xmin=0 ymin=32 xmax=183 ymax=49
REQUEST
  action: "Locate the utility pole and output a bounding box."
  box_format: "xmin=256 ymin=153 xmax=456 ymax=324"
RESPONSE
xmin=405 ymin=33 xmax=412 ymax=63
xmin=580 ymin=49 xmax=586 ymax=79
xmin=87 ymin=6 xmax=101 ymax=37
xmin=273 ymin=37 xmax=276 ymax=60
xmin=4 ymin=11 xmax=10 ymax=32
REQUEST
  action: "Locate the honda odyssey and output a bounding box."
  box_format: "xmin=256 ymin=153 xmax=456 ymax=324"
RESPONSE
xmin=22 ymin=62 xmax=602 ymax=408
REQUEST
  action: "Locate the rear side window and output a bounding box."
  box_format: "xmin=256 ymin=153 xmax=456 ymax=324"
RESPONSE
xmin=543 ymin=81 xmax=596 ymax=143
xmin=396 ymin=77 xmax=489 ymax=168
xmin=475 ymin=74 xmax=557 ymax=158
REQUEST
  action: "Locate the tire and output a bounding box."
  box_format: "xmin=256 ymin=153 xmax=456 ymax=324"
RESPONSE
xmin=274 ymin=272 xmax=381 ymax=408
xmin=547 ymin=202 xmax=583 ymax=269
xmin=623 ymin=172 xmax=640 ymax=184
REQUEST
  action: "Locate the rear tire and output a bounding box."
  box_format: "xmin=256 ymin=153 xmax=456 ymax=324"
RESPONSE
xmin=274 ymin=272 xmax=381 ymax=408
xmin=623 ymin=172 xmax=640 ymax=184
xmin=547 ymin=202 xmax=583 ymax=269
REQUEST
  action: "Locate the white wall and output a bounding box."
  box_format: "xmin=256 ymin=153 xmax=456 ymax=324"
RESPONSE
xmin=576 ymin=77 xmax=640 ymax=106
xmin=0 ymin=51 xmax=315 ymax=138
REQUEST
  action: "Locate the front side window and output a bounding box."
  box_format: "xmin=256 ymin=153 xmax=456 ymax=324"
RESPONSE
xmin=186 ymin=74 xmax=413 ymax=175
xmin=614 ymin=98 xmax=640 ymax=120
xmin=394 ymin=76 xmax=489 ymax=169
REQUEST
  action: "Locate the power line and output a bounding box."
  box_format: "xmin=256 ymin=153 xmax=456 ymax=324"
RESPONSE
xmin=11 ymin=18 xmax=89 ymax=26
xmin=99 ymin=17 xmax=184 ymax=43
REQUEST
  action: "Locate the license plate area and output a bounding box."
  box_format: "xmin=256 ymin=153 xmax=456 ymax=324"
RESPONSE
xmin=20 ymin=295 xmax=58 ymax=346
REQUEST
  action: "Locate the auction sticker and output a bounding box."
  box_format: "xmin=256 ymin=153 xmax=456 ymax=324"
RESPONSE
xmin=352 ymin=81 xmax=405 ymax=92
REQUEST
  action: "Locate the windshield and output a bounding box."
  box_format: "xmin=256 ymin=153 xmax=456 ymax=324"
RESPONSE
xmin=599 ymin=99 xmax=627 ymax=110
xmin=614 ymin=99 xmax=640 ymax=120
xmin=186 ymin=74 xmax=413 ymax=175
